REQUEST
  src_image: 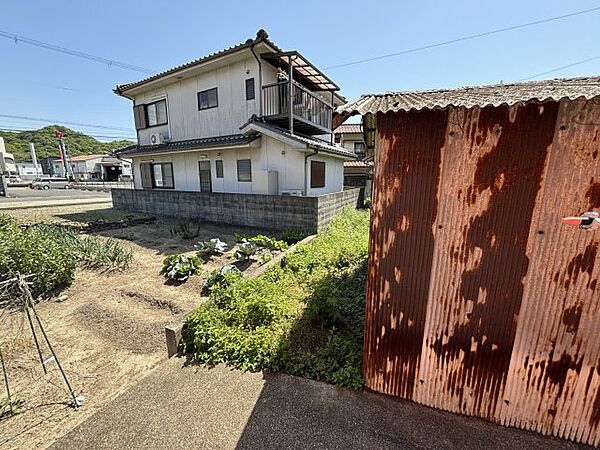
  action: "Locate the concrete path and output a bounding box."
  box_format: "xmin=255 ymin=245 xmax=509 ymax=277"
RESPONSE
xmin=49 ymin=357 xmax=588 ymax=450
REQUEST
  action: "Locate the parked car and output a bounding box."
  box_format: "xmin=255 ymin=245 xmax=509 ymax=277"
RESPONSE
xmin=31 ymin=177 xmax=71 ymax=190
xmin=6 ymin=175 xmax=28 ymax=186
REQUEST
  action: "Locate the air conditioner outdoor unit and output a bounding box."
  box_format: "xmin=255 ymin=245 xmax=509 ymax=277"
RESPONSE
xmin=150 ymin=132 xmax=170 ymax=145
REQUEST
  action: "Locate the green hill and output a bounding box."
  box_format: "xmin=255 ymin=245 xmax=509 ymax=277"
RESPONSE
xmin=0 ymin=126 xmax=134 ymax=162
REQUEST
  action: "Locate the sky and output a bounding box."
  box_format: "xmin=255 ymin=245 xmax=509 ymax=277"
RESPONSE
xmin=1 ymin=0 xmax=600 ymax=141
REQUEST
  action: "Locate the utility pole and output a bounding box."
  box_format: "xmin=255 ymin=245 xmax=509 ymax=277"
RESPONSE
xmin=54 ymin=129 xmax=73 ymax=180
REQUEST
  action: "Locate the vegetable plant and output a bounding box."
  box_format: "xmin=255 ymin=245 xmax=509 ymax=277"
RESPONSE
xmin=162 ymin=254 xmax=203 ymax=281
xmin=203 ymin=264 xmax=243 ymax=292
xmin=195 ymin=238 xmax=228 ymax=258
xmin=234 ymin=242 xmax=258 ymax=261
xmin=247 ymin=234 xmax=288 ymax=251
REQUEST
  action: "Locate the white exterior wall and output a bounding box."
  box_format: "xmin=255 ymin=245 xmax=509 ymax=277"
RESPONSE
xmin=306 ymin=153 xmax=344 ymax=196
xmin=131 ymin=136 xmax=345 ymax=196
xmin=133 ymin=55 xmax=279 ymax=146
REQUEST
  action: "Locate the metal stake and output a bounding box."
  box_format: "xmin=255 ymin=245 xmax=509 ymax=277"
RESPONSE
xmin=0 ymin=344 xmax=13 ymax=415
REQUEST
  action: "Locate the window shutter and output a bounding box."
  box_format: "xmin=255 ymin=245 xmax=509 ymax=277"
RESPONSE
xmin=245 ymin=78 xmax=255 ymax=101
xmin=140 ymin=162 xmax=152 ymax=188
xmin=134 ymin=104 xmax=147 ymax=130
xmin=310 ymin=161 xmax=326 ymax=188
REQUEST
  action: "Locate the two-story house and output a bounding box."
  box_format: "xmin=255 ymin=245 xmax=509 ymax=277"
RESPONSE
xmin=334 ymin=123 xmax=372 ymax=195
xmin=115 ymin=30 xmax=355 ymax=198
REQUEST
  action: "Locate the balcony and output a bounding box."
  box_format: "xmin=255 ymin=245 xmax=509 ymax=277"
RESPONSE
xmin=262 ymin=81 xmax=333 ymax=136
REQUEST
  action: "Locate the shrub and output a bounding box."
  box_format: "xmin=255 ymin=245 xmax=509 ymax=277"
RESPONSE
xmin=195 ymin=238 xmax=228 ymax=258
xmin=234 ymin=242 xmax=258 ymax=261
xmin=162 ymin=254 xmax=203 ymax=281
xmin=203 ymin=265 xmax=243 ymax=293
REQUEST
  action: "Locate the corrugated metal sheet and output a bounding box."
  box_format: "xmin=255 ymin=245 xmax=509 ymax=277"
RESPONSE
xmin=365 ymin=96 xmax=600 ymax=446
xmin=338 ymin=76 xmax=600 ymax=115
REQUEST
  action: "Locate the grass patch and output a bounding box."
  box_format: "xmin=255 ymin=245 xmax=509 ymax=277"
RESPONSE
xmin=0 ymin=214 xmax=133 ymax=295
xmin=182 ymin=208 xmax=369 ymax=389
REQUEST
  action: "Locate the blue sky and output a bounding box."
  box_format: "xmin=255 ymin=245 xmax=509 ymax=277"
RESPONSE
xmin=1 ymin=0 xmax=600 ymax=140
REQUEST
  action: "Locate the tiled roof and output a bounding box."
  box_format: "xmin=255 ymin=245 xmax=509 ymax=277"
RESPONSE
xmin=240 ymin=116 xmax=357 ymax=159
xmin=115 ymin=30 xmax=281 ymax=94
xmin=334 ymin=123 xmax=362 ymax=134
xmin=115 ymin=134 xmax=259 ymax=156
xmin=344 ymin=160 xmax=372 ymax=168
xmin=337 ymin=76 xmax=600 ymax=115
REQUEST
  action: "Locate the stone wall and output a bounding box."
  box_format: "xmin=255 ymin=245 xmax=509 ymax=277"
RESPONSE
xmin=111 ymin=188 xmax=362 ymax=233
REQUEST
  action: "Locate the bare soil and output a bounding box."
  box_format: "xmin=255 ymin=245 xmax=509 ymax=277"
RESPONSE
xmin=0 ymin=205 xmax=282 ymax=449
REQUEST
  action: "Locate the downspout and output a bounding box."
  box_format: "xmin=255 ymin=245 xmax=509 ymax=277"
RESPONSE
xmin=250 ymin=43 xmax=263 ymax=117
xmin=304 ymin=148 xmax=318 ymax=195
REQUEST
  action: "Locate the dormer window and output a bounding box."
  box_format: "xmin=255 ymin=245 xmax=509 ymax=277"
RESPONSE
xmin=198 ymin=88 xmax=218 ymax=110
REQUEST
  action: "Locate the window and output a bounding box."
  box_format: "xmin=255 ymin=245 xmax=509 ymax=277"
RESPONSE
xmin=237 ymin=159 xmax=252 ymax=182
xmin=334 ymin=134 xmax=341 ymax=143
xmin=354 ymin=142 xmax=365 ymax=155
xmin=145 ymin=99 xmax=168 ymax=127
xmin=215 ymin=160 xmax=224 ymax=178
xmin=311 ymin=161 xmax=325 ymax=189
xmin=151 ymin=162 xmax=174 ymax=189
xmin=198 ymin=88 xmax=218 ymax=110
xmin=245 ymin=78 xmax=255 ymax=101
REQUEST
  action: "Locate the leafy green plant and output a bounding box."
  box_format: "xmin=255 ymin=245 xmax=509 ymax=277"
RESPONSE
xmin=278 ymin=229 xmax=309 ymax=245
xmin=203 ymin=265 xmax=243 ymax=293
xmin=247 ymin=234 xmax=288 ymax=251
xmin=169 ymin=219 xmax=199 ymax=239
xmin=1 ymin=397 xmax=25 ymax=417
xmin=234 ymin=242 xmax=258 ymax=261
xmin=195 ymin=238 xmax=228 ymax=258
xmin=234 ymin=232 xmax=248 ymax=243
xmin=162 ymin=254 xmax=203 ymax=281
xmin=182 ymin=209 xmax=370 ymax=389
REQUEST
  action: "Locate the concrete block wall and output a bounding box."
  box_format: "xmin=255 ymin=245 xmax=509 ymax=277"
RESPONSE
xmin=111 ymin=188 xmax=361 ymax=233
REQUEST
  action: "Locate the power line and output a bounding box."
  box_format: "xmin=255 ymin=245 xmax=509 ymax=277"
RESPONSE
xmin=0 ymin=30 xmax=155 ymax=74
xmin=324 ymin=6 xmax=600 ymax=70
xmin=521 ymin=54 xmax=600 ymax=80
xmin=0 ymin=127 xmax=136 ymax=141
xmin=0 ymin=113 xmax=134 ymax=132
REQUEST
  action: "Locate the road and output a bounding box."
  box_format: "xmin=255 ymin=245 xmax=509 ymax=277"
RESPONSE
xmin=0 ymin=187 xmax=111 ymax=209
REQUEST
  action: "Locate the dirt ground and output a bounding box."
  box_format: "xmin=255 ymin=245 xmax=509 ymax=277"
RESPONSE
xmin=0 ymin=205 xmax=282 ymax=449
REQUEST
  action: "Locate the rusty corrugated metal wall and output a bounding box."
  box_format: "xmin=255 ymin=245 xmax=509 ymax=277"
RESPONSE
xmin=365 ymin=97 xmax=600 ymax=445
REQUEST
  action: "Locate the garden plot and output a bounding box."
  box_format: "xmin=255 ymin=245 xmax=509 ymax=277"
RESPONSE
xmin=0 ymin=206 xmax=291 ymax=449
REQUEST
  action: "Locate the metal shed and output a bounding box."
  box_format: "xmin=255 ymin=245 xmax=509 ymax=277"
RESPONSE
xmin=337 ymin=76 xmax=600 ymax=445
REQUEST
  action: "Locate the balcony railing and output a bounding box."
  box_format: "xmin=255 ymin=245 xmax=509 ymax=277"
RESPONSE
xmin=262 ymin=81 xmax=333 ymax=135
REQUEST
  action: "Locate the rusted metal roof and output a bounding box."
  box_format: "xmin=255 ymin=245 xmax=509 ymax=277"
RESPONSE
xmin=115 ymin=30 xmax=282 ymax=94
xmin=335 ymin=123 xmax=363 ymax=134
xmin=364 ymin=96 xmax=600 ymax=446
xmin=338 ymin=76 xmax=600 ymax=115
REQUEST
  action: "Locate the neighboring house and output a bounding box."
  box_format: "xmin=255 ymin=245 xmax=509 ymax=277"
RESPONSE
xmin=114 ymin=29 xmax=355 ymax=197
xmin=16 ymin=162 xmax=42 ymax=180
xmin=39 ymin=156 xmax=65 ymax=177
xmin=0 ymin=137 xmax=16 ymax=176
xmin=337 ymin=76 xmax=600 ymax=446
xmin=334 ymin=123 xmax=365 ymax=157
xmin=70 ymin=154 xmax=132 ymax=181
xmin=334 ymin=123 xmax=371 ymax=194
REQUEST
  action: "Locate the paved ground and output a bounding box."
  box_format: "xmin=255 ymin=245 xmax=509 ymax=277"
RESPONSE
xmin=0 ymin=187 xmax=111 ymax=209
xmin=49 ymin=357 xmax=588 ymax=450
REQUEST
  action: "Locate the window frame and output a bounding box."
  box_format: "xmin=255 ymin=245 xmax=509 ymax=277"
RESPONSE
xmin=237 ymin=159 xmax=252 ymax=182
xmin=215 ymin=160 xmax=224 ymax=178
xmin=150 ymin=162 xmax=174 ymax=189
xmin=245 ymin=78 xmax=255 ymax=101
xmin=353 ymin=141 xmax=365 ymax=155
xmin=145 ymin=99 xmax=168 ymax=128
xmin=197 ymin=87 xmax=219 ymax=111
xmin=310 ymin=160 xmax=326 ymax=189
